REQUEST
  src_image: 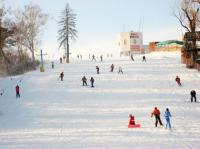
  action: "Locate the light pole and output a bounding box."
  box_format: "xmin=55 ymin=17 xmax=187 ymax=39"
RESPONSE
xmin=39 ymin=49 xmax=47 ymax=72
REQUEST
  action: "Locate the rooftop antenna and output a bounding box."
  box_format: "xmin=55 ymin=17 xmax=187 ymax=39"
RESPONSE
xmin=141 ymin=16 xmax=144 ymax=34
xmin=123 ymin=22 xmax=126 ymax=32
xmin=138 ymin=17 xmax=142 ymax=32
xmin=138 ymin=16 xmax=144 ymax=33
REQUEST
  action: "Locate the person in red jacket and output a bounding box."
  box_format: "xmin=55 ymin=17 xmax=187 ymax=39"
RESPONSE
xmin=15 ymin=85 xmax=20 ymax=98
xmin=175 ymin=75 xmax=182 ymax=86
xmin=151 ymin=107 xmax=163 ymax=127
xmin=129 ymin=114 xmax=135 ymax=125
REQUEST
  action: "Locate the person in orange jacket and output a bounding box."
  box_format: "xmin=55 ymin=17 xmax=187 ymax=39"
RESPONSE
xmin=151 ymin=107 xmax=163 ymax=127
xmin=129 ymin=114 xmax=135 ymax=125
xmin=175 ymin=75 xmax=182 ymax=86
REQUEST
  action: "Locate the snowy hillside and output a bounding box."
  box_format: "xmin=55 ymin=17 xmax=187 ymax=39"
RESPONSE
xmin=0 ymin=51 xmax=200 ymax=149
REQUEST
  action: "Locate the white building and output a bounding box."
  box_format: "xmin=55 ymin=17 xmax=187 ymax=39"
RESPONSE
xmin=118 ymin=31 xmax=143 ymax=56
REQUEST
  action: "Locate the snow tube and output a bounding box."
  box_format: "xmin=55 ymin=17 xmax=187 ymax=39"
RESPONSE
xmin=128 ymin=124 xmax=140 ymax=128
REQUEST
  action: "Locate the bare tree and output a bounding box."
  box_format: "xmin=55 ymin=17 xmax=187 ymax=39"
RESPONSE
xmin=0 ymin=6 xmax=16 ymax=64
xmin=13 ymin=15 xmax=26 ymax=60
xmin=174 ymin=0 xmax=199 ymax=33
xmin=58 ymin=3 xmax=77 ymax=63
xmin=174 ymin=0 xmax=200 ymax=65
xmin=192 ymin=0 xmax=200 ymax=4
xmin=17 ymin=3 xmax=48 ymax=67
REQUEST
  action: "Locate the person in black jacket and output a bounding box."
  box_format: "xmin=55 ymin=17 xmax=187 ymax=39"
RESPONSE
xmin=82 ymin=76 xmax=87 ymax=86
xmin=60 ymin=72 xmax=64 ymax=81
xmin=190 ymin=90 xmax=197 ymax=102
xmin=142 ymin=56 xmax=146 ymax=62
xmin=110 ymin=64 xmax=114 ymax=72
xmin=96 ymin=66 xmax=100 ymax=74
xmin=90 ymin=77 xmax=94 ymax=88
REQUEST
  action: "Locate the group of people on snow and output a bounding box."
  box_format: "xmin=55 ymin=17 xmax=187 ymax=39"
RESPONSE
xmin=129 ymin=55 xmax=146 ymax=62
xmin=91 ymin=55 xmax=104 ymax=62
xmin=174 ymin=75 xmax=197 ymax=102
xmin=96 ymin=64 xmax=122 ymax=74
xmin=82 ymin=76 xmax=94 ymax=88
xmin=88 ymin=54 xmax=112 ymax=61
xmin=95 ymin=64 xmax=123 ymax=74
xmin=110 ymin=64 xmax=123 ymax=73
xmin=130 ymin=107 xmax=172 ymax=129
xmin=151 ymin=107 xmax=171 ymax=129
xmin=58 ymin=72 xmax=95 ymax=87
xmin=77 ymin=54 xmax=83 ymax=59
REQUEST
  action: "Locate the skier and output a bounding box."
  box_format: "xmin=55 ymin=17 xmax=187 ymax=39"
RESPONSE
xmin=100 ymin=55 xmax=103 ymax=62
xmin=92 ymin=55 xmax=96 ymax=61
xmin=60 ymin=57 xmax=62 ymax=63
xmin=190 ymin=90 xmax=197 ymax=102
xmin=51 ymin=61 xmax=54 ymax=69
xmin=129 ymin=114 xmax=135 ymax=125
xmin=164 ymin=108 xmax=171 ymax=129
xmin=60 ymin=72 xmax=64 ymax=81
xmin=142 ymin=56 xmax=146 ymax=62
xmin=151 ymin=107 xmax=163 ymax=127
xmin=131 ymin=54 xmax=134 ymax=61
xmin=82 ymin=76 xmax=87 ymax=86
xmin=110 ymin=64 xmax=114 ymax=72
xmin=0 ymin=89 xmax=4 ymax=96
xmin=175 ymin=75 xmax=182 ymax=86
xmin=118 ymin=66 xmax=123 ymax=74
xmin=90 ymin=77 xmax=94 ymax=88
xmin=96 ymin=66 xmax=100 ymax=74
xmin=15 ymin=85 xmax=20 ymax=98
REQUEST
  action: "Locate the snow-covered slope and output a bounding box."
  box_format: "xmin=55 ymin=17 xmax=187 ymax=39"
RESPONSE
xmin=0 ymin=52 xmax=200 ymax=149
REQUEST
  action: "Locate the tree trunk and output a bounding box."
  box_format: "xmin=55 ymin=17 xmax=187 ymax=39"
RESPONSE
xmin=67 ymin=42 xmax=69 ymax=63
xmin=31 ymin=50 xmax=36 ymax=69
xmin=189 ymin=23 xmax=197 ymax=67
xmin=66 ymin=33 xmax=69 ymax=63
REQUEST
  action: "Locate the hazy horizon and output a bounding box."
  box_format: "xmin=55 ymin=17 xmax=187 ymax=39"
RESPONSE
xmin=3 ymin=0 xmax=183 ymax=59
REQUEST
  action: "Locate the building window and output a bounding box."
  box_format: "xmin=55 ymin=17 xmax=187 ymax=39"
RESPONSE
xmin=124 ymin=40 xmax=126 ymax=45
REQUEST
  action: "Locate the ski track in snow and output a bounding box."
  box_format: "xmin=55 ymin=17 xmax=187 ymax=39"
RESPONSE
xmin=0 ymin=52 xmax=200 ymax=149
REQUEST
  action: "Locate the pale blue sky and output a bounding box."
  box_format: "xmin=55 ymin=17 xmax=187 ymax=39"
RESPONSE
xmin=3 ymin=0 xmax=182 ymax=58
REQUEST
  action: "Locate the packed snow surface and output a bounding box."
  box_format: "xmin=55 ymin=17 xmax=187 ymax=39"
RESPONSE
xmin=0 ymin=51 xmax=200 ymax=149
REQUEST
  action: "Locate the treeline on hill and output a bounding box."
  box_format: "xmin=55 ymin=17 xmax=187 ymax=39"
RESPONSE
xmin=0 ymin=3 xmax=48 ymax=76
xmin=0 ymin=50 xmax=39 ymax=76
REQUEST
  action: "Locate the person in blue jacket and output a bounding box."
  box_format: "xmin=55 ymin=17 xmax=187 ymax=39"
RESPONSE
xmin=164 ymin=108 xmax=171 ymax=129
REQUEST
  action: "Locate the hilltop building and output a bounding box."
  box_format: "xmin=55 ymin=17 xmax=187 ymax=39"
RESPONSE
xmin=118 ymin=31 xmax=144 ymax=56
xmin=149 ymin=40 xmax=183 ymax=52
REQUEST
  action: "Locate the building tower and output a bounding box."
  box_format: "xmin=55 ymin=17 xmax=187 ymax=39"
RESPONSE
xmin=118 ymin=31 xmax=143 ymax=56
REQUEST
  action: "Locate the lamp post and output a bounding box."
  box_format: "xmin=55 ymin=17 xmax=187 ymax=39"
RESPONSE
xmin=39 ymin=49 xmax=47 ymax=72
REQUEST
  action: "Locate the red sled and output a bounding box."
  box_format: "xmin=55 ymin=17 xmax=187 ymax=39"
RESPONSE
xmin=128 ymin=124 xmax=141 ymax=128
